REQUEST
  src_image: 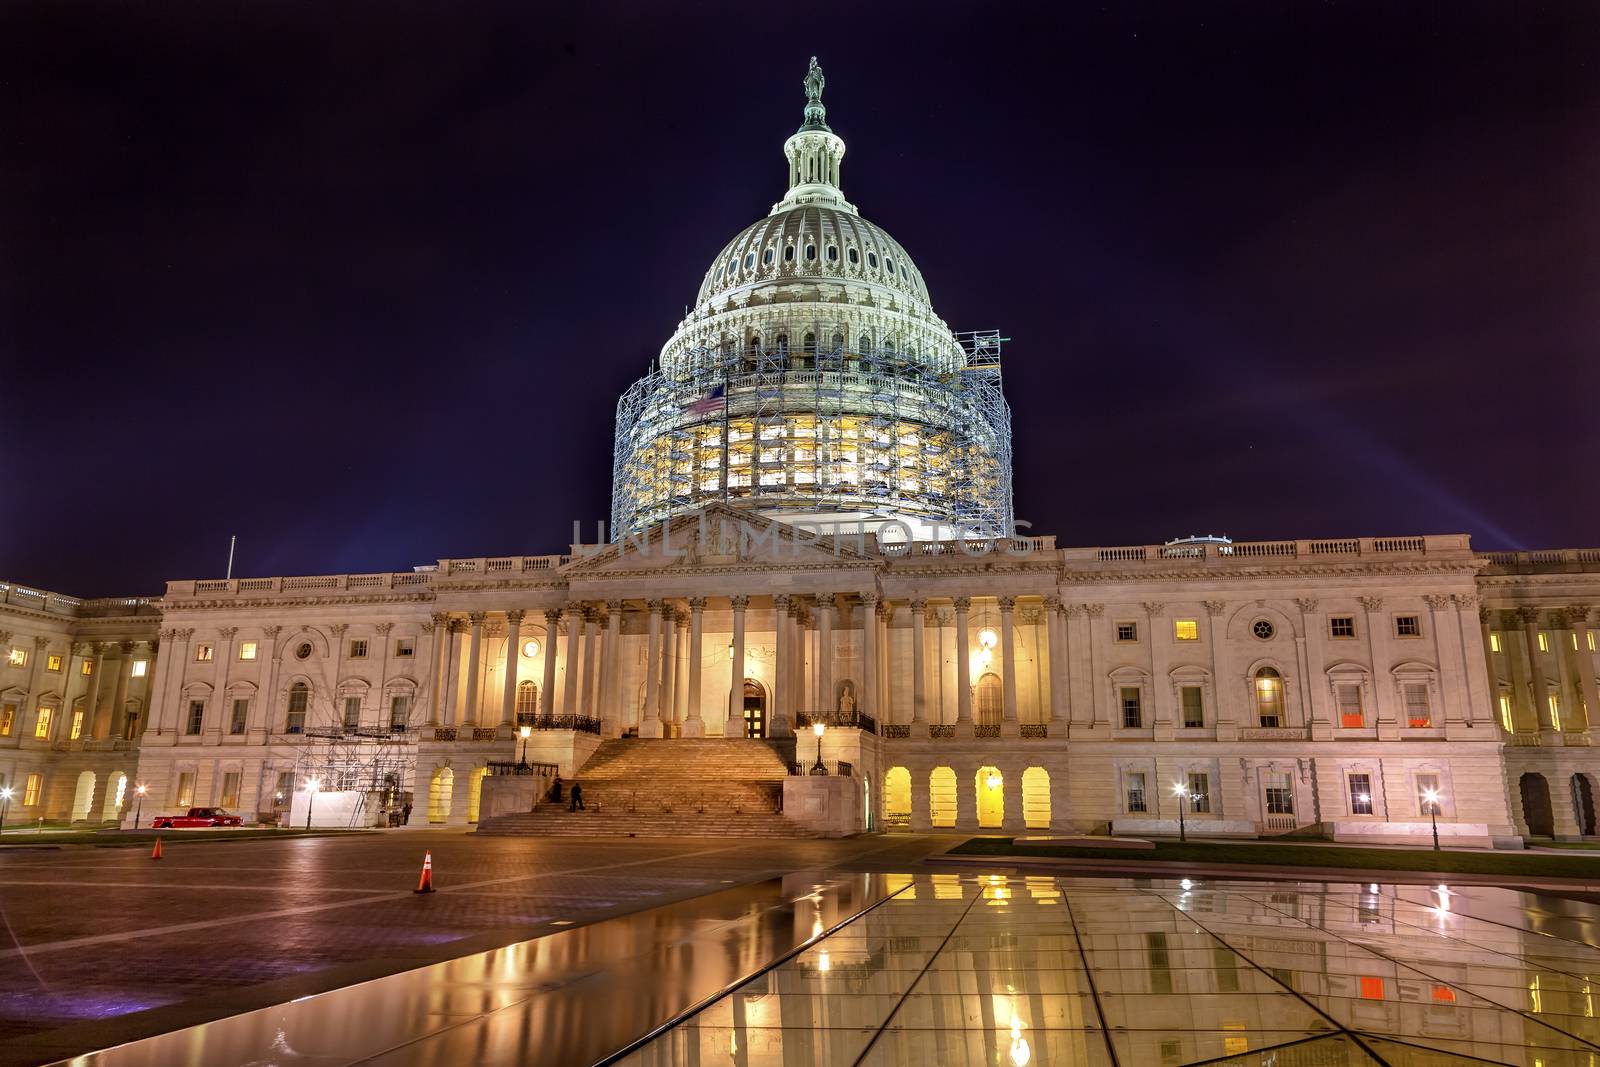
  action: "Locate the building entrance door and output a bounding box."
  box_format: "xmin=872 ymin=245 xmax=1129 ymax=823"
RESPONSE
xmin=742 ymin=680 xmax=766 ymax=738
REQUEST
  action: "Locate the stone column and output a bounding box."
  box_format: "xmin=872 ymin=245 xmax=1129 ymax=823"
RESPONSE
xmin=82 ymin=643 xmax=106 ymax=739
xmin=254 ymin=626 xmax=279 ymax=738
xmin=659 ymin=603 xmax=677 ymax=728
xmin=428 ymin=613 xmax=449 ymax=725
xmin=876 ymin=601 xmax=892 ymax=720
xmin=603 ymin=600 xmax=623 ymax=733
xmin=910 ymin=599 xmax=928 ymax=727
xmin=684 ymin=598 xmax=706 ymax=736
xmin=641 ymin=599 xmax=662 ymax=737
xmin=953 ymin=597 xmax=973 ymax=730
xmin=109 ymin=641 xmax=136 ymax=740
xmin=1085 ymin=604 xmax=1107 ymax=729
xmin=563 ymin=607 xmax=583 ymax=718
xmin=585 ymin=607 xmax=604 ymax=725
xmin=138 ymin=638 xmax=160 ymax=738
xmin=772 ymin=595 xmax=791 ymax=730
xmin=817 ymin=594 xmax=835 ymax=717
xmin=1144 ymin=602 xmax=1169 ymax=739
xmin=1478 ymin=605 xmax=1500 ymax=723
xmin=726 ymin=595 xmax=749 ymax=736
xmin=999 ymin=597 xmax=1019 ymax=731
xmin=501 ymin=610 xmax=524 ymax=727
xmin=860 ymin=593 xmax=878 ymax=725
xmin=1044 ymin=596 xmax=1066 ymax=729
xmin=795 ymin=602 xmax=811 ymax=715
xmin=1298 ymin=599 xmax=1330 ymax=739
xmin=1521 ymin=607 xmax=1556 ymax=732
xmin=460 ymin=613 xmax=485 ymax=728
xmin=1566 ymin=605 xmax=1597 ymax=733
xmin=539 ymin=610 xmax=561 ymax=718
xmin=1425 ymin=594 xmax=1469 ymax=732
xmin=441 ymin=621 xmax=465 ymax=726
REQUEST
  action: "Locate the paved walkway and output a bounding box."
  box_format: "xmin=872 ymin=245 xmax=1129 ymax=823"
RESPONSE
xmin=0 ymin=831 xmax=943 ymax=1065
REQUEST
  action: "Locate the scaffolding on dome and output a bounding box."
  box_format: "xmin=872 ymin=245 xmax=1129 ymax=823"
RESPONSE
xmin=610 ymin=329 xmax=1013 ymax=540
xmin=286 ymin=727 xmax=418 ymax=824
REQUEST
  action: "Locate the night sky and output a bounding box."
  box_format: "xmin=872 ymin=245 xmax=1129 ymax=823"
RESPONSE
xmin=4 ymin=2 xmax=1596 ymax=596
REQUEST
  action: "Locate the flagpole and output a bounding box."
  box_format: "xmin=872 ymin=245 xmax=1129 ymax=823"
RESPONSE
xmin=225 ymin=535 xmax=236 ymax=580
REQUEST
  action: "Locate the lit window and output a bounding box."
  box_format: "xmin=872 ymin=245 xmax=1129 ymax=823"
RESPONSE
xmin=1394 ymin=615 xmax=1421 ymax=638
xmin=1573 ymin=633 xmax=1581 ymax=651
xmin=1265 ymin=772 xmax=1295 ymax=815
xmin=1120 ymin=687 xmax=1142 ymax=729
xmin=1348 ymin=774 xmax=1373 ymax=815
xmin=69 ymin=711 xmax=83 ymax=740
xmin=0 ymin=704 xmax=13 ymax=736
xmin=1174 ymin=619 xmax=1199 ymax=641
xmin=175 ymin=772 xmax=195 ymax=808
xmin=349 ymin=640 xmax=368 ymax=659
xmin=33 ymin=707 xmax=52 ymax=739
xmin=1125 ymin=772 xmax=1147 ymax=813
xmin=195 ymin=644 xmax=214 ymax=662
xmin=131 ymin=659 xmax=147 ymax=677
xmin=1181 ymin=686 xmax=1204 ymax=728
xmin=237 ymin=642 xmax=257 ymax=661
xmin=5 ymin=648 xmax=25 ymax=668
xmin=1499 ymin=695 xmax=1513 ymax=732
xmin=1115 ymin=622 xmax=1138 ymax=642
xmin=1530 ymin=975 xmax=1543 ymax=1014
xmin=220 ymin=771 xmax=241 ymax=808
xmin=1590 ymin=632 xmax=1597 ymax=653
xmin=1404 ymin=683 xmax=1432 ymax=728
xmin=1252 ymin=619 xmax=1276 ymax=640
xmin=1255 ymin=668 xmax=1284 ymax=727
xmin=1537 ymin=632 xmax=1549 ymax=652
xmin=1489 ymin=633 xmax=1501 ymax=653
xmin=1417 ymin=773 xmax=1441 ymax=814
xmin=395 ymin=639 xmax=415 ymax=657
xmin=286 ymin=682 xmax=308 ymax=733
xmin=1187 ymin=773 xmax=1210 ymax=813
xmin=1360 ymin=976 xmax=1385 ymax=1001
xmin=1550 ymin=694 xmax=1563 ymax=732
xmin=1329 ymin=616 xmax=1356 ymax=639
xmin=23 ymin=774 xmax=41 ymax=806
xmin=46 ymin=654 xmax=63 ymax=672
xmin=1337 ymin=684 xmax=1364 ymax=729
xmin=81 ymin=660 xmax=93 ymax=676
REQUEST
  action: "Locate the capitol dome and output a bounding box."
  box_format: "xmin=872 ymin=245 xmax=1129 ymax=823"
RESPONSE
xmin=611 ymin=58 xmax=1013 ymax=541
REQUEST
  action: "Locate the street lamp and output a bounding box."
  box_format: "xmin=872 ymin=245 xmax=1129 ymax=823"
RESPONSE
xmin=810 ymin=721 xmax=826 ymax=775
xmin=305 ymin=777 xmax=321 ymax=830
xmin=133 ymin=784 xmax=147 ymax=829
xmin=1172 ymin=783 xmax=1191 ymax=844
xmin=1422 ymin=787 xmax=1442 ymax=851
xmin=518 ymin=724 xmax=532 ymax=766
xmin=0 ymin=787 xmax=11 ymax=835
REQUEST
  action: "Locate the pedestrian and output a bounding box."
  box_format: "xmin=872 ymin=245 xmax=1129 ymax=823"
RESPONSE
xmin=551 ymin=775 xmax=563 ymax=805
xmin=402 ymin=801 xmax=412 ymax=825
xmin=569 ymin=783 xmax=585 ymax=812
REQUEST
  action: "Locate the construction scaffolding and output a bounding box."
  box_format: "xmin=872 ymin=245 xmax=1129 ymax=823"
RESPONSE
xmin=611 ymin=329 xmax=1013 ymax=539
xmin=287 ymin=727 xmax=417 ymax=825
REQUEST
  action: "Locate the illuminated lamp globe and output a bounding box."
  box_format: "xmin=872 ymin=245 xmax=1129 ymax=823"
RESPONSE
xmin=977 ymin=628 xmax=999 ymax=650
xmin=521 ymin=639 xmax=540 ymax=659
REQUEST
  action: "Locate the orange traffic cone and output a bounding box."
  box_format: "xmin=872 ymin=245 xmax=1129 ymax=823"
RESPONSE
xmin=150 ymin=837 xmax=163 ymax=860
xmin=414 ymin=850 xmax=436 ymax=894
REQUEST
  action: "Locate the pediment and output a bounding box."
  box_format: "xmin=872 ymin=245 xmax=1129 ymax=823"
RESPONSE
xmin=567 ymin=504 xmax=875 ymax=576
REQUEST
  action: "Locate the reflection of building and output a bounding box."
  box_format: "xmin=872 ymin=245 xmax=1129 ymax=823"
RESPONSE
xmin=1 ymin=60 xmax=1596 ymax=841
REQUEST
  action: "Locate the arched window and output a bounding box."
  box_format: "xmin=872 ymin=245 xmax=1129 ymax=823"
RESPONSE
xmin=1022 ymin=767 xmax=1051 ymax=829
xmin=831 ymin=332 xmax=844 ymax=350
xmin=516 ymin=680 xmax=538 ymax=720
xmin=1254 ymin=668 xmax=1283 ymax=727
xmin=975 ymin=672 xmax=1002 ymax=725
xmin=428 ymin=768 xmax=454 ymax=824
xmin=976 ymin=766 xmax=1003 ymax=828
xmin=929 ymin=767 xmax=956 ymax=828
xmin=859 ymin=333 xmax=874 ymax=354
xmin=803 ymin=331 xmax=816 ymax=354
xmin=884 ymin=767 xmax=911 ymax=829
xmin=286 ymin=682 xmax=309 ymax=734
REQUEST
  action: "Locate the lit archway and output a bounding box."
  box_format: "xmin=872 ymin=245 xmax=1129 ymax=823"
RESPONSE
xmin=102 ymin=773 xmax=128 ymax=822
xmin=929 ymin=767 xmax=957 ymax=828
xmin=883 ymin=767 xmax=911 ymax=829
xmin=467 ymin=766 xmax=490 ymax=823
xmin=1022 ymin=767 xmax=1051 ymax=829
xmin=70 ymin=771 xmax=96 ymax=822
xmin=976 ymin=766 xmax=1004 ymax=828
xmin=428 ymin=768 xmax=454 ymax=824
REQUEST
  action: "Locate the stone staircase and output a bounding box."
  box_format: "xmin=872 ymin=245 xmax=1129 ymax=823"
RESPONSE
xmin=476 ymin=737 xmax=818 ymax=838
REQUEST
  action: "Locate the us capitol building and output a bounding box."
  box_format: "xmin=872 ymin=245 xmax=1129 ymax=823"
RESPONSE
xmin=4 ymin=61 xmax=1597 ymax=845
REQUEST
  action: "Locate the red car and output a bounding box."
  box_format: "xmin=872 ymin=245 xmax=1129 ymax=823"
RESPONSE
xmin=151 ymin=807 xmax=244 ymax=829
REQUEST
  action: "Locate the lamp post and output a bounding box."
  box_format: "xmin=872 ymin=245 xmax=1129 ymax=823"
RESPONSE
xmin=518 ymin=724 xmax=532 ymax=767
xmin=305 ymin=777 xmax=320 ymax=830
xmin=0 ymin=788 xmax=11 ymax=836
xmin=1172 ymin=783 xmax=1190 ymax=844
xmin=810 ymin=721 xmax=826 ymax=775
xmin=1422 ymin=787 xmax=1442 ymax=851
xmin=133 ymin=784 xmax=147 ymax=829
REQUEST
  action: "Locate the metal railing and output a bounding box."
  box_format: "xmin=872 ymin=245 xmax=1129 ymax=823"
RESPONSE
xmin=486 ymin=760 xmax=559 ymax=776
xmin=787 ymin=760 xmax=854 ymax=777
xmin=795 ymin=709 xmax=879 ymax=734
xmin=521 ymin=714 xmax=602 ymax=735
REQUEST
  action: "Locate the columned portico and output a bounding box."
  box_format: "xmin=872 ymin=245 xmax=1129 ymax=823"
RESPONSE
xmin=540 ymin=610 xmax=560 ymax=719
xmin=462 ymin=612 xmax=484 ymax=728
xmin=501 ymin=609 xmax=524 ymax=727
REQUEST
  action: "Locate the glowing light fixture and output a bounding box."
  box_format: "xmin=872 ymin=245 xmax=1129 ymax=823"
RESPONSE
xmin=521 ymin=639 xmax=540 ymax=658
xmin=985 ymin=772 xmax=1002 ymax=791
xmin=978 ymin=628 xmax=999 ymax=650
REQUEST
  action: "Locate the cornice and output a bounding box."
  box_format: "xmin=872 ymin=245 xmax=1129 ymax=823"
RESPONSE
xmin=1060 ymin=559 xmax=1481 ymax=583
xmin=164 ymin=592 xmax=436 ymax=612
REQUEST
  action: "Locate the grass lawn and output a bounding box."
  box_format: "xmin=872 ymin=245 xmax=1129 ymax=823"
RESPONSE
xmin=0 ymin=828 xmax=376 ymax=848
xmin=948 ymin=836 xmax=1600 ymax=880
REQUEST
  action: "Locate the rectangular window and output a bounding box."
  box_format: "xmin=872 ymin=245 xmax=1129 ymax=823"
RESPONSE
xmin=175 ymin=772 xmax=195 ymax=808
xmin=274 ymin=771 xmax=294 ymax=807
xmin=1115 ymin=622 xmax=1139 ymax=643
xmin=1255 ymin=674 xmax=1283 ymax=727
xmin=1573 ymin=633 xmax=1580 ymax=651
xmin=0 ymin=704 xmax=14 ymax=736
xmin=1180 ymin=686 xmax=1205 ymax=728
xmin=1120 ymin=686 xmax=1142 ymax=728
xmin=6 ymin=648 xmax=25 ymax=668
xmin=1329 ymin=616 xmax=1356 ymax=639
xmin=1265 ymin=772 xmax=1295 ymax=815
xmin=1360 ymin=976 xmax=1385 ymax=1001
xmin=1173 ymin=619 xmax=1199 ymax=642
xmin=1489 ymin=633 xmax=1501 ymax=652
xmin=1404 ymin=683 xmax=1432 ymax=728
xmin=1537 ymin=632 xmax=1549 ymax=653
xmin=395 ymin=639 xmax=415 ymax=658
xmin=1126 ymin=772 xmax=1147 ymax=813
xmin=33 ymin=707 xmax=52 ymax=739
xmin=1589 ymin=632 xmax=1597 ymax=653
xmin=1188 ymin=772 xmax=1210 ymax=813
xmin=70 ymin=710 xmax=83 ymax=740
xmin=1394 ymin=615 xmax=1421 ymax=638
xmin=238 ymin=641 xmax=257 ymax=661
xmin=1417 ymin=773 xmax=1441 ymax=815
xmin=1549 ymin=694 xmax=1563 ymax=732
xmin=194 ymin=644 xmax=214 ymax=662
xmin=1337 ymin=684 xmax=1364 ymax=729
xmin=230 ymin=699 xmax=249 ymax=735
xmin=389 ymin=695 xmax=410 ymax=730
xmin=23 ymin=774 xmax=41 ymax=806
xmin=81 ymin=660 xmax=93 ymax=676
xmin=343 ymin=697 xmax=361 ymax=729
xmin=219 ymin=771 xmax=241 ymax=808
xmin=1499 ymin=695 xmax=1514 ymax=732
xmin=186 ymin=701 xmax=205 ymax=735
xmin=131 ymin=659 xmax=147 ymax=677
xmin=349 ymin=640 xmax=369 ymax=659
xmin=46 ymin=654 xmax=63 ymax=672
xmin=1348 ymin=773 xmax=1373 ymax=815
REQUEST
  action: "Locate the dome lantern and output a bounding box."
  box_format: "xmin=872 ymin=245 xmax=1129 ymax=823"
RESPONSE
xmin=779 ymin=58 xmax=851 ymax=214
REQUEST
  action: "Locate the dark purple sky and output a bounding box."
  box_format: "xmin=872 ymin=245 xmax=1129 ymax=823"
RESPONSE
xmin=4 ymin=2 xmax=1597 ymax=595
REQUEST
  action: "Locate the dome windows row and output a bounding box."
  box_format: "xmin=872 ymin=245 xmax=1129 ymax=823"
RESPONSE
xmin=714 ymin=241 xmax=912 ymax=287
